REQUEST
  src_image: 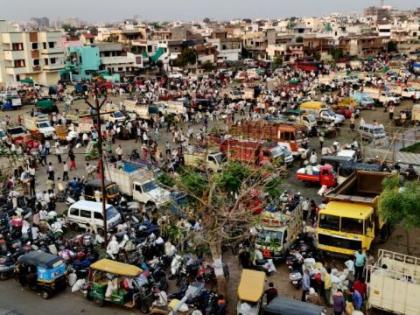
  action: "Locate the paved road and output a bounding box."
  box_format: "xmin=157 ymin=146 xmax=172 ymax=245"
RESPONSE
xmin=0 ymin=279 xmax=137 ymax=315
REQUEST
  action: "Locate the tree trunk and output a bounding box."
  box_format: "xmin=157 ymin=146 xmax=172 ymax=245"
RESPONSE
xmin=210 ymin=241 xmax=227 ymax=298
xmin=405 ymin=229 xmax=411 ymax=255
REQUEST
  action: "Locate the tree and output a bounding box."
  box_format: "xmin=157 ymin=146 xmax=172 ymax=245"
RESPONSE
xmin=387 ymin=41 xmax=398 ymax=53
xmin=329 ymin=47 xmax=344 ymax=62
xmin=295 ymin=36 xmax=303 ymax=43
xmin=272 ymin=55 xmax=283 ymax=69
xmin=379 ymin=175 xmax=420 ymax=254
xmin=163 ymin=162 xmax=285 ymax=296
xmin=172 ymin=48 xmax=197 ymax=67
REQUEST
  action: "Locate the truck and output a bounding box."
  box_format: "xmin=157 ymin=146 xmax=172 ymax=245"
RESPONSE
xmin=351 ymin=91 xmax=375 ymax=109
xmin=23 ymin=114 xmax=55 ymax=138
xmin=316 ymin=170 xmax=391 ymax=256
xmin=184 ymin=150 xmax=225 ymax=172
xmin=219 ymin=138 xmax=293 ymax=166
xmin=123 ymin=99 xmax=154 ymax=121
xmin=296 ymin=164 xmax=337 ymax=188
xmin=229 ymin=120 xmax=308 ymax=158
xmin=255 ymin=196 xmax=303 ymax=262
xmin=367 ymin=249 xmax=420 ymax=315
xmin=105 ymin=160 xmax=171 ymax=209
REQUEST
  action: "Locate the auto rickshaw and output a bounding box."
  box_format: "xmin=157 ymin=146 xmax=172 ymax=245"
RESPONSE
xmin=83 ymin=179 xmax=120 ymax=204
xmin=85 ymin=140 xmax=99 ymax=160
xmin=16 ymin=251 xmax=67 ymax=299
xmin=85 ymin=259 xmax=153 ymax=313
xmin=237 ymin=269 xmax=266 ymax=315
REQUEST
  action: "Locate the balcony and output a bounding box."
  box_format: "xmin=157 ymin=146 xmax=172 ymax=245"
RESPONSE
xmin=40 ymin=47 xmax=63 ymax=55
xmin=43 ymin=63 xmax=64 ymax=71
xmin=6 ymin=67 xmax=28 ymax=75
xmin=3 ymin=50 xmax=26 ymax=60
xmin=101 ymin=56 xmax=130 ymax=65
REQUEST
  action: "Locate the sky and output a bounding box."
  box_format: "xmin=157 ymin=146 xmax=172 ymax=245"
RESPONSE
xmin=0 ymin=0 xmax=418 ymax=22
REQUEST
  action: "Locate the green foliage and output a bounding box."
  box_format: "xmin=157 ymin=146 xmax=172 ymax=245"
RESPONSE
xmin=172 ymin=48 xmax=197 ymax=67
xmin=380 ymin=176 xmax=420 ymax=229
xmin=180 ymin=171 xmax=208 ymax=197
xmin=272 ymin=56 xmax=283 ymax=69
xmin=329 ymin=47 xmax=344 ymax=62
xmin=295 ymin=36 xmax=303 ymax=43
xmin=216 ymin=162 xmax=253 ymax=193
xmin=202 ymin=61 xmax=215 ymax=72
xmin=264 ymin=177 xmax=284 ymax=199
xmin=400 ymin=142 xmax=420 ymax=154
xmin=387 ymin=41 xmax=398 ymax=53
xmin=157 ymin=173 xmax=175 ymax=188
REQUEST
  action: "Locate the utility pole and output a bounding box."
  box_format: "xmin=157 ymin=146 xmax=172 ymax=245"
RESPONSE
xmin=85 ymin=84 xmax=108 ymax=247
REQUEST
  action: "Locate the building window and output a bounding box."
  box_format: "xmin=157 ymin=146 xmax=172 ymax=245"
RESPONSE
xmin=43 ymin=42 xmax=47 ymax=49
xmin=14 ymin=59 xmax=25 ymax=68
xmin=44 ymin=58 xmax=49 ymax=65
xmin=118 ymin=67 xmax=123 ymax=71
xmin=51 ymin=58 xmax=56 ymax=64
xmin=16 ymin=75 xmax=20 ymax=81
xmin=33 ymin=59 xmax=40 ymax=66
xmin=48 ymin=42 xmax=55 ymax=48
xmin=12 ymin=43 xmax=24 ymax=51
xmin=32 ymin=43 xmax=38 ymax=50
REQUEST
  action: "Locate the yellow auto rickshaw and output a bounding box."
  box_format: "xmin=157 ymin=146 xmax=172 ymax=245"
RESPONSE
xmin=85 ymin=259 xmax=153 ymax=313
xmin=237 ymin=269 xmax=266 ymax=314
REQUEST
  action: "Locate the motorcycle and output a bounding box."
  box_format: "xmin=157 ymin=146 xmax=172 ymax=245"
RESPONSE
xmin=0 ymin=254 xmax=15 ymax=280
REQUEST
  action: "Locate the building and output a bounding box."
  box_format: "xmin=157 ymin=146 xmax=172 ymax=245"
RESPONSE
xmin=207 ymin=31 xmax=242 ymax=62
xmin=62 ymin=45 xmax=100 ymax=81
xmin=0 ymin=20 xmax=64 ymax=86
xmin=96 ymin=42 xmax=144 ymax=75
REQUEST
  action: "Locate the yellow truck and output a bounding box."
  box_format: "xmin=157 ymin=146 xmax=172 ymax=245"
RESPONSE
xmin=316 ymin=170 xmax=391 ymax=256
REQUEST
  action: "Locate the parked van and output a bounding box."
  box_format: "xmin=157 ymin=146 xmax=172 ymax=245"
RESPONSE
xmin=66 ymin=200 xmax=122 ymax=233
xmin=357 ymin=120 xmax=387 ymax=145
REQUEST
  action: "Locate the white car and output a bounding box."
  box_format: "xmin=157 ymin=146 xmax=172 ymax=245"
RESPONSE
xmin=36 ymin=121 xmax=55 ymax=138
xmin=401 ymin=88 xmax=420 ymax=100
xmin=320 ymin=110 xmax=345 ymax=124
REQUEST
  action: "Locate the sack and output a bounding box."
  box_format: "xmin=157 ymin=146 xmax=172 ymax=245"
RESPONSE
xmin=345 ymin=301 xmax=354 ymax=315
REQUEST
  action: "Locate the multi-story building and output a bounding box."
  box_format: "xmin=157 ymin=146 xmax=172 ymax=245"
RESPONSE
xmin=207 ymin=31 xmax=242 ymax=62
xmin=0 ymin=20 xmax=64 ymax=86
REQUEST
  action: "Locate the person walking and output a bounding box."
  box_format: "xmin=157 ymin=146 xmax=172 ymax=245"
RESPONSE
xmin=354 ymin=249 xmax=367 ymax=280
xmin=319 ymin=133 xmax=324 ymax=149
xmin=68 ymin=149 xmax=76 ymax=171
xmin=302 ymin=197 xmax=310 ymax=222
xmin=302 ymin=269 xmax=311 ymax=301
xmin=265 ymin=282 xmax=278 ymax=304
xmin=350 ymin=287 xmax=363 ymax=310
xmin=116 ymin=145 xmax=123 ymax=161
xmin=47 ymin=162 xmax=54 ymax=180
xmin=332 ymin=289 xmax=346 ymax=315
xmin=323 ymin=267 xmax=332 ymax=306
xmin=55 ymin=143 xmax=62 ymax=164
xmin=62 ymin=161 xmax=69 ymax=181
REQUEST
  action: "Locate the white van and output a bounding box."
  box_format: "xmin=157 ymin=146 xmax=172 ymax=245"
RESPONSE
xmin=66 ymin=200 xmax=122 ymax=233
xmin=357 ymin=121 xmax=387 ymax=146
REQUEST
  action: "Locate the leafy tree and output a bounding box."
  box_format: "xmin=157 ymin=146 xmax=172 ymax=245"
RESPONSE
xmin=387 ymin=41 xmax=398 ymax=53
xmin=202 ymin=60 xmax=215 ymax=72
xmin=272 ymin=55 xmax=283 ymax=69
xmin=172 ymin=48 xmax=197 ymax=67
xmin=164 ymin=161 xmax=285 ymax=296
xmin=379 ymin=175 xmax=420 ymax=254
xmin=329 ymin=47 xmax=344 ymax=62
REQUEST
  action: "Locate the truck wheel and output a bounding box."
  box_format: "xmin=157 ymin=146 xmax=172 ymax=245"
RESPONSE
xmin=94 ymin=297 xmax=104 ymax=307
xmin=41 ymin=290 xmax=51 ymax=300
xmin=145 ymin=202 xmax=156 ymax=211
